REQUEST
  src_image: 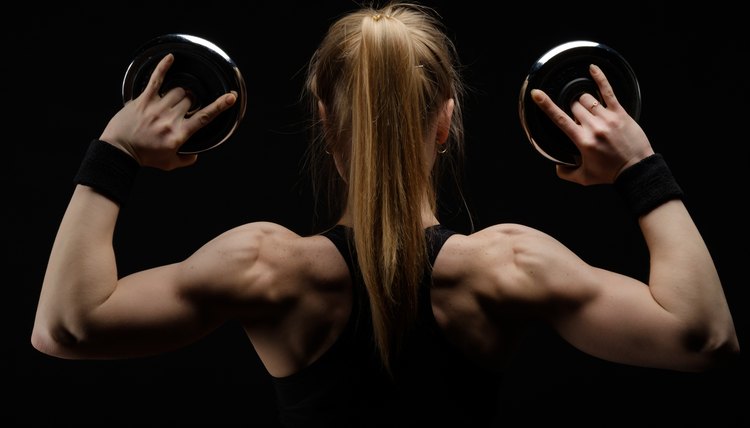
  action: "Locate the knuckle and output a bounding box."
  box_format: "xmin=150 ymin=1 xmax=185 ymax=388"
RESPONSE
xmin=196 ymin=111 xmax=213 ymax=127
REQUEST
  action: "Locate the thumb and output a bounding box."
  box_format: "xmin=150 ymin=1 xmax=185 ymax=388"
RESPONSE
xmin=174 ymin=153 xmax=199 ymax=169
xmin=556 ymin=163 xmax=580 ymax=183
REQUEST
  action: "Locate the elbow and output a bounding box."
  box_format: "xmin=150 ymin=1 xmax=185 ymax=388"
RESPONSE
xmin=706 ymin=333 xmax=741 ymax=371
xmin=30 ymin=326 xmax=55 ymax=357
xmin=684 ymin=326 xmax=741 ymax=372
xmin=31 ymin=318 xmax=83 ymax=359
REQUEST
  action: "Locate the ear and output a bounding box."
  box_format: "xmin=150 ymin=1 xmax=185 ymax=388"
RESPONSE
xmin=318 ymin=99 xmax=336 ymax=154
xmin=318 ymin=99 xmax=333 ymax=141
xmin=317 ymin=99 xmax=327 ymax=125
xmin=436 ymin=98 xmax=454 ymax=145
xmin=318 ymin=100 xmax=348 ymax=181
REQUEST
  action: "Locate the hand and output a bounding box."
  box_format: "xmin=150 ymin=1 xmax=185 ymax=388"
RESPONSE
xmin=531 ymin=64 xmax=654 ymax=185
xmin=99 ymin=53 xmax=237 ymax=170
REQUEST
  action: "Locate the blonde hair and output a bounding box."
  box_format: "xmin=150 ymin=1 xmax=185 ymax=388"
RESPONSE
xmin=305 ymin=1 xmax=465 ymax=372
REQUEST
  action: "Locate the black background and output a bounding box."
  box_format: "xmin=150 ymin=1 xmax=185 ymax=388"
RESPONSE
xmin=11 ymin=1 xmax=747 ymax=426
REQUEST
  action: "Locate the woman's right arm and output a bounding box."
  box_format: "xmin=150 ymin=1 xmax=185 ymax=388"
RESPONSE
xmin=459 ymin=64 xmax=738 ymax=371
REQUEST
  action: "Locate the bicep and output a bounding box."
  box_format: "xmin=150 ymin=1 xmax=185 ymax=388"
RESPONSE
xmin=550 ymin=267 xmax=696 ymax=370
xmin=42 ymin=222 xmax=294 ymax=360
xmin=61 ymin=262 xmax=225 ymax=359
xmin=81 ymin=222 xmax=277 ymax=358
xmin=475 ymin=225 xmax=702 ymax=371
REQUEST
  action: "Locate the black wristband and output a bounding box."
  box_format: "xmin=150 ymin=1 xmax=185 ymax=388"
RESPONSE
xmin=73 ymin=139 xmax=140 ymax=205
xmin=614 ymin=153 xmax=684 ymax=217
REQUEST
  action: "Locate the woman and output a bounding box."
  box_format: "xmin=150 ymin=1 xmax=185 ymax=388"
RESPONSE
xmin=31 ymin=1 xmax=739 ymax=426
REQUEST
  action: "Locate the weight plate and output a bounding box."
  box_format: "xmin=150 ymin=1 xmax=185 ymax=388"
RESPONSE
xmin=519 ymin=40 xmax=641 ymax=166
xmin=122 ymin=34 xmax=247 ymax=154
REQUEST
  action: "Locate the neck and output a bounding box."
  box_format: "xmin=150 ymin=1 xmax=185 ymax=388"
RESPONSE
xmin=338 ymin=197 xmax=439 ymax=229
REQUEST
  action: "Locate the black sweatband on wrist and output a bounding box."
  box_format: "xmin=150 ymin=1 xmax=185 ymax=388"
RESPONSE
xmin=614 ymin=153 xmax=684 ymax=217
xmin=73 ymin=139 xmax=140 ymax=205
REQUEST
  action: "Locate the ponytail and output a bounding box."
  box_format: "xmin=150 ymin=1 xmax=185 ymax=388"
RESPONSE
xmin=350 ymin=11 xmax=429 ymax=371
xmin=304 ymin=1 xmax=466 ymax=373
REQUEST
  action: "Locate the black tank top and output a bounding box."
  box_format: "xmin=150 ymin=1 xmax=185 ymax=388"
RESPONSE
xmin=271 ymin=225 xmax=502 ymax=427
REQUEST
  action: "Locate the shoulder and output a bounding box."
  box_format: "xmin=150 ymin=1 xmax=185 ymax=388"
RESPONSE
xmin=430 ymin=223 xmax=598 ymax=363
xmin=435 ymin=223 xmax=552 ymax=275
xmin=177 ymin=222 xmax=350 ymax=313
xmin=434 ymin=223 xmax=596 ymax=305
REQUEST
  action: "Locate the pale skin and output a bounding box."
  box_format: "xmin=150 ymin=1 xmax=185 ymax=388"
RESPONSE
xmin=32 ymin=54 xmax=739 ymax=378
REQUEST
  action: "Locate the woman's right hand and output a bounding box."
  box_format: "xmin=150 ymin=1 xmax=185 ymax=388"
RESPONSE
xmin=99 ymin=53 xmax=237 ymax=171
xmin=530 ymin=64 xmax=654 ymax=185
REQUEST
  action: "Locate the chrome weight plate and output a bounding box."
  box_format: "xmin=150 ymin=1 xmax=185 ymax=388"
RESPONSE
xmin=519 ymin=40 xmax=641 ymax=166
xmin=122 ymin=34 xmax=247 ymax=154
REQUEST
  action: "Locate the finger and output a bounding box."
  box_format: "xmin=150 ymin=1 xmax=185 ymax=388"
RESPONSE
xmin=175 ymin=93 xmax=195 ymax=115
xmin=183 ymin=92 xmax=237 ymax=136
xmin=160 ymin=86 xmax=190 ymax=108
xmin=589 ymin=64 xmax=622 ymax=111
xmin=530 ymin=89 xmax=583 ymax=142
xmin=556 ymin=162 xmax=583 ymax=183
xmin=576 ymin=93 xmax=602 ymax=116
xmin=175 ymin=153 xmax=199 ymax=169
xmin=142 ymin=54 xmax=174 ymax=100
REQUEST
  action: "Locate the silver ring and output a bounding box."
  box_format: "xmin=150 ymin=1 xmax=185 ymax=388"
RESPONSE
xmin=589 ymin=101 xmax=599 ymax=111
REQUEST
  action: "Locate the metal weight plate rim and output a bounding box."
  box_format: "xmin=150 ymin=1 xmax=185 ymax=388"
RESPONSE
xmin=121 ymin=33 xmax=247 ymax=154
xmin=518 ymin=40 xmax=641 ymax=166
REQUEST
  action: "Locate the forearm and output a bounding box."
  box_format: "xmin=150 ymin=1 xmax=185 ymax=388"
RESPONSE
xmin=639 ymin=200 xmax=737 ymax=349
xmin=606 ymin=152 xmax=739 ymax=365
xmin=33 ymin=185 xmax=121 ymax=348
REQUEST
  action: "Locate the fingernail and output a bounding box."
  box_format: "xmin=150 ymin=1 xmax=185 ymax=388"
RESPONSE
xmin=530 ymin=89 xmax=543 ymax=102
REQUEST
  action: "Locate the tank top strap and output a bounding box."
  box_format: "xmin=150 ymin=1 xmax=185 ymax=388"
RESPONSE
xmin=320 ymin=224 xmax=356 ymax=276
xmin=426 ymin=224 xmax=456 ymax=265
